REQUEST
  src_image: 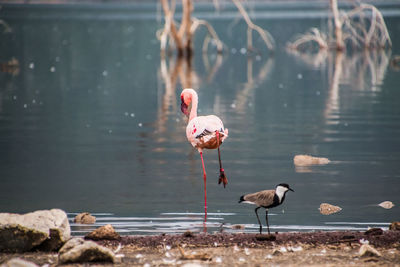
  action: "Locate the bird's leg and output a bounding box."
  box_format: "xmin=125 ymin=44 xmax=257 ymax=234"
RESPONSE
xmin=216 ymin=131 xmax=228 ymax=188
xmin=255 ymin=207 xmax=262 ymax=234
xmin=265 ymin=209 xmax=270 ymax=235
xmin=200 ymin=151 xmax=207 ymax=220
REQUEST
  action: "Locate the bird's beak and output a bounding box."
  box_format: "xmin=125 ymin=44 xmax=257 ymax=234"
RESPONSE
xmin=289 ymin=188 xmax=294 ymax=192
xmin=181 ymin=97 xmax=189 ymax=116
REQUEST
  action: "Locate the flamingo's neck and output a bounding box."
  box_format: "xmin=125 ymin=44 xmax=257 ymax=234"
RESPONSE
xmin=189 ymin=92 xmax=198 ymax=121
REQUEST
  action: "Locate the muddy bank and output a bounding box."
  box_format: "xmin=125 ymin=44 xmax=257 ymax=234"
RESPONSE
xmin=1 ymin=231 xmax=400 ymax=266
xmin=103 ymin=230 xmax=400 ymax=248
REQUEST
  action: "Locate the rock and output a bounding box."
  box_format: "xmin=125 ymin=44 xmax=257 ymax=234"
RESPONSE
xmin=74 ymin=212 xmax=96 ymax=224
xmin=255 ymin=234 xmax=276 ymax=241
xmin=85 ymin=224 xmax=120 ymax=240
xmin=378 ymin=201 xmax=394 ymax=209
xmin=293 ymin=155 xmax=330 ymax=166
xmin=0 ymin=209 xmax=70 ymax=252
xmin=272 ymin=249 xmax=283 ymax=256
xmin=319 ymin=203 xmax=342 ymax=215
xmin=183 ymin=230 xmax=194 ymax=238
xmin=231 ymin=224 xmax=245 ymax=230
xmin=58 ymin=237 xmax=115 ymax=264
xmin=359 ymin=244 xmax=381 ymax=258
xmin=178 ymin=245 xmax=212 ymax=261
xmin=389 ymin=221 xmax=400 ymax=231
xmin=0 ymin=258 xmax=39 ymax=267
xmin=364 ymin=228 xmax=383 ymax=236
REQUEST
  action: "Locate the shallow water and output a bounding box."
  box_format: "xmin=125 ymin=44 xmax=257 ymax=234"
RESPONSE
xmin=0 ymin=2 xmax=400 ymax=235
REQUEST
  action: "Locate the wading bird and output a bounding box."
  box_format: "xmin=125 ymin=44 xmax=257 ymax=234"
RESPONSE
xmin=180 ymin=88 xmax=228 ymax=218
xmin=239 ymin=183 xmax=294 ymax=234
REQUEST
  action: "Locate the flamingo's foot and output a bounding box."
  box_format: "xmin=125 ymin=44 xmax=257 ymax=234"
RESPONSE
xmin=218 ymin=169 xmax=228 ymax=188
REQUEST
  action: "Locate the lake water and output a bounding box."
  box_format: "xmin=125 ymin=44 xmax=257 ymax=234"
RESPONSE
xmin=0 ymin=2 xmax=399 ymax=235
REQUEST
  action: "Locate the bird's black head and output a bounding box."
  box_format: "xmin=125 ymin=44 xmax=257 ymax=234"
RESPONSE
xmin=277 ymin=183 xmax=294 ymax=192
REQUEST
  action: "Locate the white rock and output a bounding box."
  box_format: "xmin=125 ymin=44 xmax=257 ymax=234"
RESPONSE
xmin=379 ymin=201 xmax=395 ymax=209
xmin=58 ymin=238 xmax=115 ymax=264
xmin=0 ymin=258 xmax=39 ymax=267
xmin=294 ymin=154 xmax=330 ymax=166
xmin=0 ymin=209 xmax=70 ymax=252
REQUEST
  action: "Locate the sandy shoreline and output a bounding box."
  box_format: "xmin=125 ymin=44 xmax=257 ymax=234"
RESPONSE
xmin=1 ymin=231 xmax=400 ymax=266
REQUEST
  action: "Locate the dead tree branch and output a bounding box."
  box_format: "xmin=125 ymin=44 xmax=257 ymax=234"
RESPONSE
xmin=287 ymin=1 xmax=391 ymax=52
xmin=287 ymin=28 xmax=328 ymax=51
xmin=231 ymin=0 xmax=275 ymax=51
xmin=159 ymin=0 xmax=224 ymax=58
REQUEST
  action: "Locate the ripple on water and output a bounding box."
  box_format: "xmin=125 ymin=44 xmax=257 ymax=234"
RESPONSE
xmin=68 ymin=213 xmax=390 ymax=236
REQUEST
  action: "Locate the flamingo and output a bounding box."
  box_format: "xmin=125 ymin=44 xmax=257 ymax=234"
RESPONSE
xmin=180 ymin=88 xmax=228 ymax=217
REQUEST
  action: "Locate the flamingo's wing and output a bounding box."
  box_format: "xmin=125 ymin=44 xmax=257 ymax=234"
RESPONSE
xmin=195 ymin=115 xmax=225 ymax=138
xmin=186 ymin=115 xmax=228 ymax=149
xmin=195 ymin=128 xmax=213 ymax=139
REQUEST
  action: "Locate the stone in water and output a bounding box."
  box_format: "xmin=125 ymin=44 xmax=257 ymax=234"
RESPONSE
xmin=319 ymin=203 xmax=342 ymax=215
xmin=378 ymin=201 xmax=394 ymax=209
xmin=294 ymin=155 xmax=330 ymax=166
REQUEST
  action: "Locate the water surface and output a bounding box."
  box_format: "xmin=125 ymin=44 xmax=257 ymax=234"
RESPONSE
xmin=0 ymin=2 xmax=399 ymax=235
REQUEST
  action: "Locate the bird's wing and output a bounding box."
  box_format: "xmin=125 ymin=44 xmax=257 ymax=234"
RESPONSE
xmin=188 ymin=115 xmax=225 ymax=139
xmin=244 ymin=190 xmax=275 ymax=206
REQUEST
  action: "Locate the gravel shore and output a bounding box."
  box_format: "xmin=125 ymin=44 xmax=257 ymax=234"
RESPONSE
xmin=1 ymin=231 xmax=400 ymax=266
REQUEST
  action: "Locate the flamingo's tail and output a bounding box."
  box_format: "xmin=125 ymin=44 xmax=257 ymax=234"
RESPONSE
xmin=219 ymin=128 xmax=229 ymax=142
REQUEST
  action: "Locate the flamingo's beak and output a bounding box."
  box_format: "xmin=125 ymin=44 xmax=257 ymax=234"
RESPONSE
xmin=181 ymin=97 xmax=189 ymax=116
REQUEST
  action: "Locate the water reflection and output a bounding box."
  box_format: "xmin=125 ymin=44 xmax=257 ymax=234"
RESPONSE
xmin=288 ymin=49 xmax=391 ymax=124
xmin=234 ymin=56 xmax=274 ymax=114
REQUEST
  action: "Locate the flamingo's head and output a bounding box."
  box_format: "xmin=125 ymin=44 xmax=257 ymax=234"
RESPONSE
xmin=180 ymin=88 xmax=196 ymax=116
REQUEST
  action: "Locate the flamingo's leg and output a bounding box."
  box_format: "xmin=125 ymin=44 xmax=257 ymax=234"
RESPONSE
xmin=200 ymin=151 xmax=207 ymax=220
xmin=216 ymin=131 xmax=228 ymax=188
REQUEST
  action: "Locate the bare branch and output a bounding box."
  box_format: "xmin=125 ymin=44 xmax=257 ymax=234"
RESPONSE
xmin=231 ymin=0 xmax=275 ymax=51
xmin=190 ymin=18 xmax=224 ymax=53
xmin=287 ymin=28 xmax=328 ymax=51
xmin=289 ymin=1 xmax=391 ymax=52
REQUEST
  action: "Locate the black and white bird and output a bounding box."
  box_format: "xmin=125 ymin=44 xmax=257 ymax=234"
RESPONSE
xmin=239 ymin=183 xmax=294 ymax=234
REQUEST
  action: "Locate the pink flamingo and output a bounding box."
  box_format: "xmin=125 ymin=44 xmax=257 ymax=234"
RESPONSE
xmin=180 ymin=88 xmax=228 ymax=217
